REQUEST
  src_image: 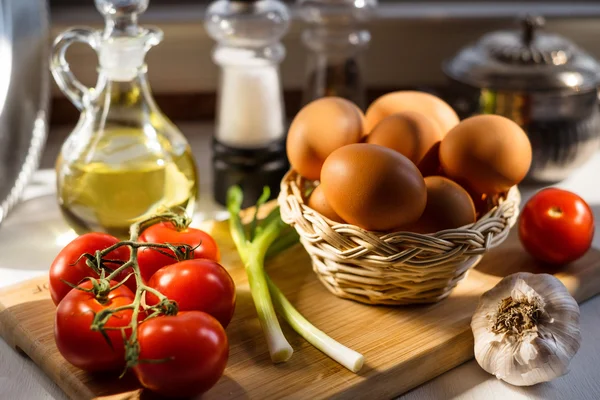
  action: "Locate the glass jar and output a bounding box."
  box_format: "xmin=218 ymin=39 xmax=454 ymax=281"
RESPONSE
xmin=298 ymin=0 xmax=377 ymax=109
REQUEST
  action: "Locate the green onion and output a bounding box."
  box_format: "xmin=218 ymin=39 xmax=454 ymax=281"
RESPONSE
xmin=227 ymin=186 xmax=364 ymax=372
xmin=227 ymin=186 xmax=292 ymax=362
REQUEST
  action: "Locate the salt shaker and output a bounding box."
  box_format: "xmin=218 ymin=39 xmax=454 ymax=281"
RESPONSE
xmin=205 ymin=0 xmax=290 ymax=208
xmin=298 ymin=0 xmax=377 ymax=109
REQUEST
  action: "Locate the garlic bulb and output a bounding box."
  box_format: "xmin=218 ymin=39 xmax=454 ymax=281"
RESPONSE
xmin=471 ymin=272 xmax=581 ymax=386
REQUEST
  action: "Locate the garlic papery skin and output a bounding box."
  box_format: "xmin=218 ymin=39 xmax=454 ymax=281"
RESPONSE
xmin=471 ymin=272 xmax=581 ymax=386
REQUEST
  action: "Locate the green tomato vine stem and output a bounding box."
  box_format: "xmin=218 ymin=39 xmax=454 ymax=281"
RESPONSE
xmin=75 ymin=211 xmax=190 ymax=372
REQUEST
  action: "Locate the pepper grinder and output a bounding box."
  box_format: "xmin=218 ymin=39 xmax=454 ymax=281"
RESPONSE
xmin=298 ymin=0 xmax=377 ymax=109
xmin=205 ymin=0 xmax=290 ymax=208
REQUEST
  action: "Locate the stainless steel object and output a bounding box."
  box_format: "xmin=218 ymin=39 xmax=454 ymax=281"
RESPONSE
xmin=0 ymin=0 xmax=50 ymax=224
xmin=444 ymin=16 xmax=600 ymax=183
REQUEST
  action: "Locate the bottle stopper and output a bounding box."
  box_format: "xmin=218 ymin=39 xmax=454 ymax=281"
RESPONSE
xmin=94 ymin=0 xmax=162 ymax=81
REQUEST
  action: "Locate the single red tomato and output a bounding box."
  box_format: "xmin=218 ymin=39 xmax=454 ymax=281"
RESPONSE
xmin=49 ymin=233 xmax=133 ymax=305
xmin=137 ymin=222 xmax=221 ymax=282
xmin=133 ymin=311 xmax=229 ymax=397
xmin=146 ymin=259 xmax=236 ymax=328
xmin=519 ymin=188 xmax=595 ymax=264
xmin=54 ymin=281 xmax=135 ymax=372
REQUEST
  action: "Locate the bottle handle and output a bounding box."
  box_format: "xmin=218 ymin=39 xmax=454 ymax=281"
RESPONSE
xmin=50 ymin=28 xmax=101 ymax=111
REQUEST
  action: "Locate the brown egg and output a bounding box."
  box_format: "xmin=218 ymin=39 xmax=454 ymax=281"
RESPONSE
xmin=366 ymin=111 xmax=443 ymax=172
xmin=365 ymin=91 xmax=459 ymax=135
xmin=287 ymin=97 xmax=365 ymax=180
xmin=402 ymin=176 xmax=476 ymax=234
xmin=321 ymin=143 xmax=427 ymax=231
xmin=467 ymin=189 xmax=490 ymax=219
xmin=439 ymin=115 xmax=532 ymax=195
xmin=417 ymin=141 xmax=443 ymax=177
xmin=466 ymin=190 xmax=508 ymax=220
xmin=307 ymin=185 xmax=345 ymax=223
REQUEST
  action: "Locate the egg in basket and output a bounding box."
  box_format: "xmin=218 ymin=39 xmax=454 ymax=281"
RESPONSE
xmin=278 ymin=92 xmax=529 ymax=305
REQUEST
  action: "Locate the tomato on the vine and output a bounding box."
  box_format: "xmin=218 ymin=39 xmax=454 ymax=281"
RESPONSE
xmin=519 ymin=188 xmax=595 ymax=264
xmin=54 ymin=281 xmax=135 ymax=372
xmin=133 ymin=311 xmax=229 ymax=397
xmin=137 ymin=222 xmax=221 ymax=282
xmin=146 ymin=259 xmax=236 ymax=327
xmin=49 ymin=233 xmax=133 ymax=305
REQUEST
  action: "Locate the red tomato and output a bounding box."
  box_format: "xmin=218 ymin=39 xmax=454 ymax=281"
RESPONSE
xmin=519 ymin=188 xmax=595 ymax=264
xmin=146 ymin=259 xmax=236 ymax=328
xmin=133 ymin=311 xmax=228 ymax=397
xmin=49 ymin=233 xmax=133 ymax=305
xmin=54 ymin=281 xmax=135 ymax=372
xmin=137 ymin=222 xmax=221 ymax=282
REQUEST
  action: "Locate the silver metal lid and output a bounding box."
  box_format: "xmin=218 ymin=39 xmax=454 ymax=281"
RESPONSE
xmin=444 ymin=16 xmax=600 ymax=92
xmin=0 ymin=0 xmax=50 ymax=224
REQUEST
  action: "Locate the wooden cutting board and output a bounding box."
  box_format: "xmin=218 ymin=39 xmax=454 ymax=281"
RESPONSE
xmin=1 ymin=219 xmax=599 ymax=400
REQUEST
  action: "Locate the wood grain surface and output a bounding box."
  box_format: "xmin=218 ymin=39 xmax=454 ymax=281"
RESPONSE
xmin=1 ymin=221 xmax=599 ymax=400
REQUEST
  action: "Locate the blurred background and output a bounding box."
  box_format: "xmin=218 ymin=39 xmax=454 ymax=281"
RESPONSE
xmin=48 ymin=1 xmax=600 ymax=125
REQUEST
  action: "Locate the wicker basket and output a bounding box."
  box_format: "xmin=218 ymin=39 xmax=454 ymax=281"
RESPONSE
xmin=278 ymin=170 xmax=521 ymax=305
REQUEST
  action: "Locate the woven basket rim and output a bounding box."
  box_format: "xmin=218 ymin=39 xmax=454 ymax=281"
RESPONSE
xmin=277 ymin=169 xmax=521 ymax=305
xmin=278 ymin=169 xmax=520 ymax=240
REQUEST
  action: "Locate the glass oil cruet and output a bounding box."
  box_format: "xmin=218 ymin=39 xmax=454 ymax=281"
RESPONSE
xmin=51 ymin=0 xmax=198 ymax=238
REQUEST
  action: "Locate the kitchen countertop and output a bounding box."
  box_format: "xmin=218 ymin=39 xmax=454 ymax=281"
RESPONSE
xmin=1 ymin=122 xmax=600 ymax=400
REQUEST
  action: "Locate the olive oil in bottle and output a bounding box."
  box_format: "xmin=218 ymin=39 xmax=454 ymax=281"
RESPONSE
xmin=51 ymin=0 xmax=199 ymax=237
xmin=57 ymin=128 xmax=197 ymax=237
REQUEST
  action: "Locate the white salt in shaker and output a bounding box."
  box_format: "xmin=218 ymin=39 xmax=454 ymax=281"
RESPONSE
xmin=205 ymin=0 xmax=290 ymax=207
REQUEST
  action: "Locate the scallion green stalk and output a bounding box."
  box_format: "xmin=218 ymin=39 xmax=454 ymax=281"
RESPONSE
xmin=227 ymin=186 xmax=364 ymax=372
xmin=227 ymin=187 xmax=293 ymax=363
xmin=266 ymin=275 xmax=364 ymax=372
